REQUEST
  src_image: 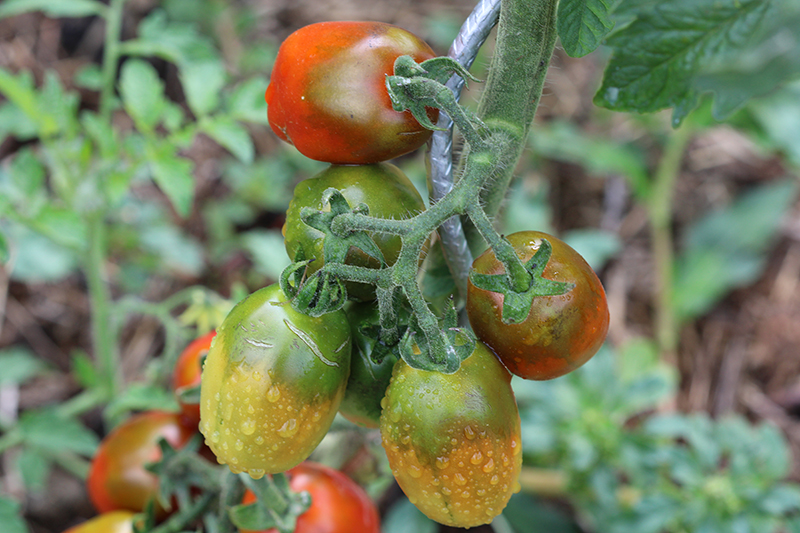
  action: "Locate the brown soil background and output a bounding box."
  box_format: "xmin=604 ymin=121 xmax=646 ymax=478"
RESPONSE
xmin=1 ymin=1 xmax=800 ymax=532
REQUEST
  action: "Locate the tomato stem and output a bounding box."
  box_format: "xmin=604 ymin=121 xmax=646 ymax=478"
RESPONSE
xmin=100 ymin=0 xmax=126 ymax=121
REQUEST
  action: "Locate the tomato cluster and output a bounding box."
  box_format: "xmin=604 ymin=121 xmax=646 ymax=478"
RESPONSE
xmin=195 ymin=19 xmax=610 ymax=531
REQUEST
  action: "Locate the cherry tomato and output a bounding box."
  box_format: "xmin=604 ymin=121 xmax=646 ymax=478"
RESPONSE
xmin=172 ymin=330 xmax=216 ymax=430
xmin=467 ymin=231 xmax=609 ymax=380
xmin=62 ymin=511 xmax=135 ymax=533
xmin=199 ymin=284 xmax=351 ymax=478
xmin=338 ymin=302 xmax=399 ymax=428
xmin=240 ymin=462 xmax=380 ymax=533
xmin=283 ymin=163 xmax=426 ymax=301
xmin=87 ymin=411 xmax=195 ymax=515
xmin=380 ymin=342 xmax=522 ymax=528
xmin=265 ymin=21 xmax=438 ymax=164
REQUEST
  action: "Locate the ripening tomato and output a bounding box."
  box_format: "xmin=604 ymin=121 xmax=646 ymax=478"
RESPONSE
xmin=62 ymin=511 xmax=135 ymax=533
xmin=338 ymin=302 xmax=399 ymax=428
xmin=240 ymin=462 xmax=380 ymax=533
xmin=283 ymin=163 xmax=427 ymax=301
xmin=199 ymin=284 xmax=351 ymax=479
xmin=467 ymin=231 xmax=609 ymax=380
xmin=87 ymin=411 xmax=195 ymax=515
xmin=380 ymin=342 xmax=522 ymax=528
xmin=172 ymin=330 xmax=216 ymax=430
xmin=265 ymin=21 xmax=438 ymax=164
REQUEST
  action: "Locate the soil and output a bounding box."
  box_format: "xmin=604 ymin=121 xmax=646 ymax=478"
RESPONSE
xmin=1 ymin=1 xmax=799 ymax=532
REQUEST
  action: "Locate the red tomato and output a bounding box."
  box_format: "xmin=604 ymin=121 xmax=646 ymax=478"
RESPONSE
xmin=62 ymin=511 xmax=135 ymax=533
xmin=265 ymin=21 xmax=438 ymax=164
xmin=87 ymin=411 xmax=195 ymax=515
xmin=239 ymin=462 xmax=380 ymax=533
xmin=467 ymin=231 xmax=609 ymax=380
xmin=172 ymin=330 xmax=216 ymax=430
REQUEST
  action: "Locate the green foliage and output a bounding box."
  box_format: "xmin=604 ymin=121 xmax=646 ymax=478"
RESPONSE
xmin=516 ymin=343 xmax=800 ymax=533
xmin=557 ymin=0 xmax=615 ymax=58
xmin=0 ymin=0 xmax=105 ymax=19
xmin=382 ymin=497 xmax=438 ymax=533
xmin=0 ymin=497 xmax=29 ymax=533
xmin=596 ymin=0 xmax=800 ymax=125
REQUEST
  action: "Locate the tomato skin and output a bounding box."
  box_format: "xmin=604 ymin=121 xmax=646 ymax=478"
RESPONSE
xmin=338 ymin=302 xmax=399 ymax=428
xmin=62 ymin=511 xmax=135 ymax=533
xmin=87 ymin=411 xmax=195 ymax=515
xmin=283 ymin=163 xmax=426 ymax=301
xmin=172 ymin=330 xmax=216 ymax=430
xmin=265 ymin=21 xmax=438 ymax=164
xmin=380 ymin=342 xmax=522 ymax=528
xmin=240 ymin=462 xmax=380 ymax=533
xmin=467 ymin=231 xmax=609 ymax=381
xmin=199 ymin=284 xmax=351 ymax=478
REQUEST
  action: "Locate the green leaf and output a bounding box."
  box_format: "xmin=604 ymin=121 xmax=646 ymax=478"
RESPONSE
xmin=227 ymin=77 xmax=269 ymax=124
xmin=0 ymin=346 xmax=47 ymax=386
xmin=201 ymin=116 xmax=254 ymax=163
xmin=673 ymin=179 xmax=798 ymax=320
xmin=503 ymin=492 xmax=580 ymax=533
xmin=595 ymin=0 xmax=776 ymax=125
xmin=181 ymin=59 xmax=226 ymax=116
xmin=0 ymin=497 xmax=29 ymax=533
xmin=0 ymin=231 xmax=8 ymax=263
xmin=558 ymin=0 xmax=615 ymax=57
xmin=4 ymin=222 xmax=79 ymax=283
xmin=563 ymin=229 xmax=621 ymax=271
xmin=70 ymin=349 xmax=99 ymax=388
xmin=30 ymin=206 xmax=88 ymax=250
xmin=18 ymin=410 xmax=99 ymax=456
xmin=0 ymin=102 xmax=38 ymax=140
xmin=0 ymin=0 xmax=106 ymax=19
xmin=242 ymin=230 xmax=291 ymax=281
xmin=120 ymin=59 xmax=167 ymax=132
xmin=74 ymin=63 xmax=103 ymax=90
xmin=139 ymin=225 xmax=204 ymax=276
xmin=9 ymin=147 xmax=45 ymax=200
xmin=18 ymin=448 xmax=52 ymax=493
xmin=382 ymin=497 xmax=438 ymax=533
xmin=749 ymin=81 xmax=800 ymax=167
xmin=122 ymin=9 xmax=218 ymax=66
xmin=0 ymin=68 xmax=57 ymax=135
xmin=105 ymin=383 xmax=181 ymax=421
xmin=148 ymin=145 xmax=195 ymax=218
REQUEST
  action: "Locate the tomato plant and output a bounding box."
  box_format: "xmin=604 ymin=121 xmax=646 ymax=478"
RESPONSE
xmin=239 ymin=462 xmax=380 ymax=533
xmin=87 ymin=411 xmax=195 ymax=515
xmin=380 ymin=341 xmax=522 ymax=528
xmin=338 ymin=302 xmax=400 ymax=428
xmin=172 ymin=330 xmax=216 ymax=430
xmin=265 ymin=21 xmax=438 ymax=164
xmin=283 ymin=163 xmax=426 ymax=301
xmin=199 ymin=284 xmax=351 ymax=478
xmin=467 ymin=231 xmax=609 ymax=381
xmin=62 ymin=511 xmax=136 ymax=533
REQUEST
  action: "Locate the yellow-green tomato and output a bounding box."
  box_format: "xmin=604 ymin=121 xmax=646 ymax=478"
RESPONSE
xmin=200 ymin=284 xmax=351 ymax=478
xmin=380 ymin=342 xmax=522 ymax=527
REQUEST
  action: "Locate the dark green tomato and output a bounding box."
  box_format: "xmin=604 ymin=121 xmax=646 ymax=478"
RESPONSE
xmin=283 ymin=163 xmax=426 ymax=301
xmin=199 ymin=284 xmax=351 ymax=479
xmin=338 ymin=302 xmax=400 ymax=428
xmin=380 ymin=342 xmax=522 ymax=528
xmin=467 ymin=231 xmax=609 ymax=381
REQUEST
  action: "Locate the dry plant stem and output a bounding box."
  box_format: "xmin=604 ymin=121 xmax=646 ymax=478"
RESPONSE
xmin=649 ymin=124 xmax=694 ymax=359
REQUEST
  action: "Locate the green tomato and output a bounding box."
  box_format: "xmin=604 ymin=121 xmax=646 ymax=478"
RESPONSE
xmin=200 ymin=284 xmax=351 ymax=478
xmin=283 ymin=163 xmax=426 ymax=301
xmin=338 ymin=302 xmax=400 ymax=428
xmin=380 ymin=342 xmax=522 ymax=527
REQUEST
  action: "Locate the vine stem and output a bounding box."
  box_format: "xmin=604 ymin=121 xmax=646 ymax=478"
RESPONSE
xmin=100 ymin=0 xmax=126 ymax=120
xmin=649 ymin=123 xmax=694 ymax=359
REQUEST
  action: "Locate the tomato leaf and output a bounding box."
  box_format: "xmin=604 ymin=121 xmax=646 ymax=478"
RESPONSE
xmin=181 ymin=59 xmax=226 ymax=116
xmin=596 ymin=0 xmax=779 ymax=125
xmin=120 ymin=59 xmax=168 ymax=133
xmin=105 ymin=383 xmax=181 ymax=421
xmin=200 ymin=116 xmax=254 ymax=164
xmin=0 ymin=497 xmax=29 ymax=533
xmin=18 ymin=410 xmax=99 ymax=456
xmin=557 ymin=0 xmax=615 ymax=58
xmin=147 ymin=144 xmax=195 ymax=218
xmin=0 ymin=346 xmax=47 ymax=386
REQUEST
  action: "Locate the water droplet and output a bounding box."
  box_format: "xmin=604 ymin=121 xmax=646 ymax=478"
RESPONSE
xmin=408 ymin=465 xmax=422 ymax=478
xmin=471 ymin=451 xmax=483 ymax=465
xmin=278 ymin=418 xmax=298 ymax=438
xmin=513 ymin=480 xmax=521 ymax=493
xmin=390 ymin=409 xmax=402 ymax=423
xmin=215 ymin=392 xmax=220 ymax=401
xmin=210 ymin=431 xmax=220 ymax=443
xmin=436 ymin=457 xmax=450 ymax=470
xmin=401 ymin=434 xmax=411 ymax=445
xmin=235 ymin=439 xmax=244 ymax=451
xmin=454 ymin=473 xmax=467 ymax=486
xmin=249 ymin=469 xmax=266 ymax=480
xmin=255 ymin=436 xmax=264 ymax=445
xmin=252 ymin=370 xmax=262 ymax=382
xmin=464 ymin=425 xmax=476 ymax=440
xmin=490 ymin=475 xmax=499 ymax=485
xmin=477 ymin=488 xmax=486 ymax=496
xmin=460 ymin=491 xmax=470 ymax=499
xmin=483 ymin=458 xmax=495 ymax=473
xmin=380 ymin=397 xmax=388 ymax=409
xmin=241 ymin=419 xmax=256 ymax=435
xmin=247 ymin=404 xmax=255 ymax=415
xmin=441 ymin=487 xmax=452 ymax=496
xmin=267 ymin=386 xmax=281 ymax=402
xmin=450 ymin=437 xmax=458 ymax=446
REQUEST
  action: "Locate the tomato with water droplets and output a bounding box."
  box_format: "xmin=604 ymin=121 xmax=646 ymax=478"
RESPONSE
xmin=200 ymin=284 xmax=351 ymax=478
xmin=380 ymin=342 xmax=522 ymax=528
xmin=239 ymin=462 xmax=380 ymax=533
xmin=467 ymin=231 xmax=609 ymax=381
